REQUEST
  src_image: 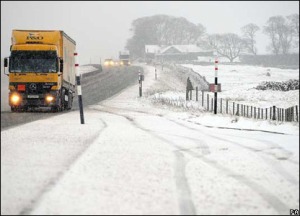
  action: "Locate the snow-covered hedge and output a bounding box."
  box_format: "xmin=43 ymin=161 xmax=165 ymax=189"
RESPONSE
xmin=255 ymin=79 xmax=299 ymax=91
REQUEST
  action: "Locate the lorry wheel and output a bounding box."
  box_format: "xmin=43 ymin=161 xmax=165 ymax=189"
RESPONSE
xmin=67 ymin=91 xmax=73 ymax=110
xmin=11 ymin=107 xmax=17 ymax=112
xmin=51 ymin=106 xmax=60 ymax=112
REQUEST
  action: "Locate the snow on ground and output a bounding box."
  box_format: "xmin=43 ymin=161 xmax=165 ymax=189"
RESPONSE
xmin=79 ymin=65 xmax=98 ymax=74
xmin=181 ymin=64 xmax=299 ymax=108
xmin=1 ymin=63 xmax=299 ymax=215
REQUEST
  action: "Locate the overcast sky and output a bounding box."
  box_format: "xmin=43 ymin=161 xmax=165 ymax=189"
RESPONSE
xmin=1 ymin=1 xmax=299 ymax=65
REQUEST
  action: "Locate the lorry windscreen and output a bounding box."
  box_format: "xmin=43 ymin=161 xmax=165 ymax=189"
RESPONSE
xmin=9 ymin=51 xmax=58 ymax=73
xmin=119 ymin=55 xmax=129 ymax=59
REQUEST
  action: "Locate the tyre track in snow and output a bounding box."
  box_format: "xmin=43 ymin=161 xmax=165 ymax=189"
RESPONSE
xmin=139 ymin=119 xmax=290 ymax=215
xmin=163 ymin=118 xmax=296 ymax=214
xmin=181 ymin=119 xmax=299 ymax=185
xmin=91 ymin=106 xmax=197 ymax=215
xmin=19 ymin=118 xmax=108 ymax=215
xmin=94 ymin=105 xmax=290 ymax=215
xmin=95 ymin=105 xmax=298 ymax=190
xmin=200 ymin=131 xmax=299 ymax=185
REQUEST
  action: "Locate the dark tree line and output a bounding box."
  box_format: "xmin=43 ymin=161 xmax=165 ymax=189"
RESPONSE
xmin=126 ymin=15 xmax=206 ymax=58
xmin=126 ymin=14 xmax=299 ymax=61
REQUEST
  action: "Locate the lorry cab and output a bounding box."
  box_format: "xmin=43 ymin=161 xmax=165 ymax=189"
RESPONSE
xmin=4 ymin=30 xmax=76 ymax=112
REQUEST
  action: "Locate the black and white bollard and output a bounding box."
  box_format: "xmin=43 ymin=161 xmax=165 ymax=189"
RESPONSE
xmin=139 ymin=72 xmax=142 ymax=97
xmin=138 ymin=71 xmax=144 ymax=97
xmin=75 ymin=52 xmax=85 ymax=124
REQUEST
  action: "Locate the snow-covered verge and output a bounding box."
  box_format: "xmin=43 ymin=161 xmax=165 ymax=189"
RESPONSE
xmin=144 ymin=64 xmax=299 ymax=135
xmin=179 ymin=64 xmax=299 ymax=108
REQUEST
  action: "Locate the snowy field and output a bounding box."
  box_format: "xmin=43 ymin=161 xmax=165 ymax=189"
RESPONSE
xmin=147 ymin=63 xmax=299 ymax=135
xmin=181 ymin=64 xmax=299 ymax=108
xmin=1 ymin=63 xmax=299 ymax=215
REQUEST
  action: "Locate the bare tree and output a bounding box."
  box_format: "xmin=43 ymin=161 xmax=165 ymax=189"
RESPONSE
xmin=126 ymin=15 xmax=207 ymax=57
xmin=287 ymin=13 xmax=299 ymax=50
xmin=208 ymin=33 xmax=245 ymax=62
xmin=263 ymin=15 xmax=294 ymax=55
xmin=287 ymin=13 xmax=299 ymax=37
xmin=241 ymin=23 xmax=260 ymax=55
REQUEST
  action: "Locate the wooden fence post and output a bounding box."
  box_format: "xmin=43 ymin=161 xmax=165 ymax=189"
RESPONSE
xmin=241 ymin=104 xmax=243 ymax=116
xmin=296 ymin=105 xmax=299 ymax=122
xmin=254 ymin=107 xmax=256 ymax=119
xmin=233 ymin=102 xmax=235 ymax=115
xmin=251 ymin=106 xmax=253 ymax=118
xmin=236 ymin=104 xmax=240 ymax=116
xmin=270 ymin=107 xmax=272 ymax=119
xmin=247 ymin=106 xmax=249 ymax=118
xmin=220 ymin=98 xmax=222 ymax=114
xmin=226 ymin=100 xmax=228 ymax=114
xmin=265 ymin=108 xmax=268 ymax=120
xmin=196 ymin=87 xmax=198 ymax=102
xmin=272 ymin=106 xmax=276 ymax=120
xmin=207 ymin=94 xmax=209 ymax=111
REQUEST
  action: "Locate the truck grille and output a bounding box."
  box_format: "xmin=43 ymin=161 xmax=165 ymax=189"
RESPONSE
xmin=26 ymin=83 xmax=44 ymax=94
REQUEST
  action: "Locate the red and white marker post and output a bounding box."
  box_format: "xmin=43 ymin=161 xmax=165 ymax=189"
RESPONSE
xmin=214 ymin=57 xmax=218 ymax=114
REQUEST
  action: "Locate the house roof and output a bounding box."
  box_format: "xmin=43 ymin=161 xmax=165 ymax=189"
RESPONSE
xmin=145 ymin=44 xmax=214 ymax=55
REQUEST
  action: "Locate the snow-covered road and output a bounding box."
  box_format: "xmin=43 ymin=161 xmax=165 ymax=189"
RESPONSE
xmin=1 ymin=64 xmax=299 ymax=215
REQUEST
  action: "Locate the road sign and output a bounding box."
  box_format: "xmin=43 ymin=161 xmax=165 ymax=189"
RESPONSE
xmin=209 ymin=83 xmax=221 ymax=92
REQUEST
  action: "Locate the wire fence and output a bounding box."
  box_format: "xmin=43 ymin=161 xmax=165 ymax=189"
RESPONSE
xmin=187 ymin=89 xmax=299 ymax=122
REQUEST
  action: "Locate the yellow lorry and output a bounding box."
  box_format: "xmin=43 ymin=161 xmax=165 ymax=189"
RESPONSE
xmin=4 ymin=29 xmax=76 ymax=112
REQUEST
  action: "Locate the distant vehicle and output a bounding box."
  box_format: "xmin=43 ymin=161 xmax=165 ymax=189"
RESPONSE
xmin=3 ymin=29 xmax=76 ymax=112
xmin=104 ymin=59 xmax=114 ymax=67
xmin=114 ymin=60 xmax=120 ymax=66
xmin=119 ymin=50 xmax=131 ymax=66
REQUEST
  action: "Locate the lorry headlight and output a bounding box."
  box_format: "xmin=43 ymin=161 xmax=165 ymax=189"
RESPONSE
xmin=45 ymin=95 xmax=55 ymax=103
xmin=10 ymin=93 xmax=21 ymax=105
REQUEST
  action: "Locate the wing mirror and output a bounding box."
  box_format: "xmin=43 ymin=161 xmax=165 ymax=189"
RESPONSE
xmin=59 ymin=58 xmax=63 ymax=72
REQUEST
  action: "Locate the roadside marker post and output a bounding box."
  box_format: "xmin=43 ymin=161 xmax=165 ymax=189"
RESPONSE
xmin=214 ymin=58 xmax=218 ymax=114
xmin=75 ymin=52 xmax=85 ymax=124
xmin=138 ymin=71 xmax=144 ymax=97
